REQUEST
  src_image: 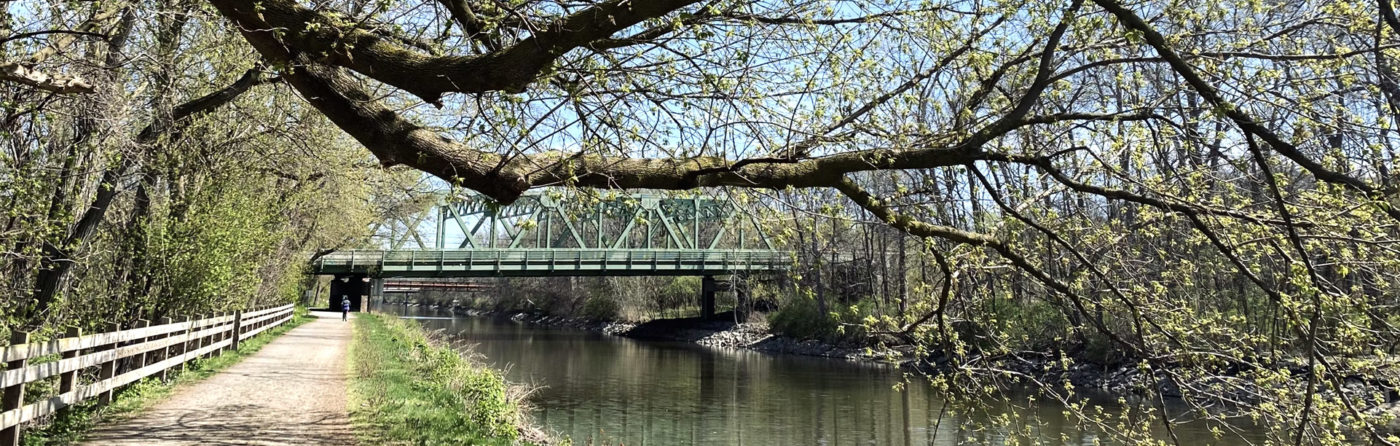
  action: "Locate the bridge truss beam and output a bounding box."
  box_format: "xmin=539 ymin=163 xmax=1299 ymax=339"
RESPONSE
xmin=376 ymin=190 xmax=776 ymax=252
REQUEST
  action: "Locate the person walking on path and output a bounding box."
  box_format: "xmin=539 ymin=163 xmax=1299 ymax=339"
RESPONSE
xmin=341 ymin=296 xmax=350 ymax=321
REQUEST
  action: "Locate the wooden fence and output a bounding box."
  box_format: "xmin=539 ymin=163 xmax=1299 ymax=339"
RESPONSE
xmin=0 ymin=304 xmax=296 ymax=445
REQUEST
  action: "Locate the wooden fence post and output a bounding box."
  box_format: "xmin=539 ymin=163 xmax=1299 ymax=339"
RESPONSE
xmin=225 ymin=312 xmax=235 ymax=351
xmin=97 ymin=323 xmax=118 ymax=405
xmin=231 ymin=310 xmax=243 ymax=350
xmin=1 ymin=331 xmax=29 ymax=446
xmin=156 ymin=317 xmax=173 ymax=381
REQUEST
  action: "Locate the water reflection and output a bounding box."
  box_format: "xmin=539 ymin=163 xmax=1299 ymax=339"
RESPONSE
xmin=384 ymin=305 xmax=1257 ymax=445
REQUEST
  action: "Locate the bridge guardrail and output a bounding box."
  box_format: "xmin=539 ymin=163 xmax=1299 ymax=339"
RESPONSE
xmin=0 ymin=304 xmax=296 ymax=443
xmin=312 ymin=249 xmax=793 ymax=276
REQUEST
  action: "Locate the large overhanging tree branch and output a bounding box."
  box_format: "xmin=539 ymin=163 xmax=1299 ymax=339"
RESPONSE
xmin=209 ymin=0 xmax=1090 ymax=204
xmin=208 ymin=0 xmax=706 ymax=104
xmin=212 ymin=9 xmax=992 ymax=203
xmin=269 ymin=60 xmax=995 ymax=201
xmin=202 ymin=0 xmax=1393 ymax=247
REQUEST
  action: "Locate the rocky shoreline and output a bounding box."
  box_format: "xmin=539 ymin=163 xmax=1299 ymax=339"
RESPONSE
xmin=405 ymin=303 xmax=888 ymax=361
xmin=401 ymin=303 xmax=1155 ymax=393
xmin=425 ymin=304 xmax=1151 ymax=392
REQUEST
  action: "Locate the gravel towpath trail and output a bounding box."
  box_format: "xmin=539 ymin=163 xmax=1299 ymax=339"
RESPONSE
xmin=82 ymin=311 xmax=356 ymax=445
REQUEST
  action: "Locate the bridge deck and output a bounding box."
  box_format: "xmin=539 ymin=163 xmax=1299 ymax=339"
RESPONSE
xmin=312 ymin=249 xmax=790 ymax=277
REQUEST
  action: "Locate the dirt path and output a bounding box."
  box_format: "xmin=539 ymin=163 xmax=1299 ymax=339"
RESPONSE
xmin=82 ymin=311 xmax=356 ymax=445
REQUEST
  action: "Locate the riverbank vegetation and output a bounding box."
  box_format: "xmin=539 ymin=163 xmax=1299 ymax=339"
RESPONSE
xmin=0 ymin=0 xmax=421 ymax=339
xmin=349 ymin=313 xmax=545 ymax=445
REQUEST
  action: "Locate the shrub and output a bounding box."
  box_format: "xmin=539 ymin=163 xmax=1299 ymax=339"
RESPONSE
xmin=580 ymin=294 xmax=621 ymax=320
xmin=769 ymin=296 xmax=839 ymax=341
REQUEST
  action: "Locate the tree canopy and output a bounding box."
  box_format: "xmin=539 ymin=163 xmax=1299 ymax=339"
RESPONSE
xmin=7 ymin=0 xmax=1400 ymax=443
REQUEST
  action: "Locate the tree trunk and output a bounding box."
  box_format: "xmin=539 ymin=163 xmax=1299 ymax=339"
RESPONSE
xmin=898 ymin=234 xmax=907 ymax=319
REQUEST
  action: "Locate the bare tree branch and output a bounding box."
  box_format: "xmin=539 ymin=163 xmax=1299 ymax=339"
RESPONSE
xmin=0 ymin=62 xmax=94 ymax=93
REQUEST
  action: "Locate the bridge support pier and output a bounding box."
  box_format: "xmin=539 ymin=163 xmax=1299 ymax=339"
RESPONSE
xmin=369 ymin=278 xmax=384 ymax=312
xmin=701 ymin=275 xmax=717 ymax=319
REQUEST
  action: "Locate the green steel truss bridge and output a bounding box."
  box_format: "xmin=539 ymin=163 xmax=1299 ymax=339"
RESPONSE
xmin=312 ymin=190 xmax=790 ymax=278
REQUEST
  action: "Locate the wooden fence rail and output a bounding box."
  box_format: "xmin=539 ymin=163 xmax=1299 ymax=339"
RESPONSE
xmin=0 ymin=304 xmax=295 ymax=445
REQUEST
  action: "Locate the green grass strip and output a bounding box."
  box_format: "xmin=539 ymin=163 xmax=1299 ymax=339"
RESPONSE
xmin=24 ymin=307 xmax=314 ymax=445
xmin=349 ymin=313 xmax=537 ymax=445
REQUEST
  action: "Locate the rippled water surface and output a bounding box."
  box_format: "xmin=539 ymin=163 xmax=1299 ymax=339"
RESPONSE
xmin=385 ymin=305 xmax=1261 ymax=445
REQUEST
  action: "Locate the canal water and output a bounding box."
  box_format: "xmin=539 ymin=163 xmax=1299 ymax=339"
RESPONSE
xmin=384 ymin=305 xmax=1259 ymax=445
